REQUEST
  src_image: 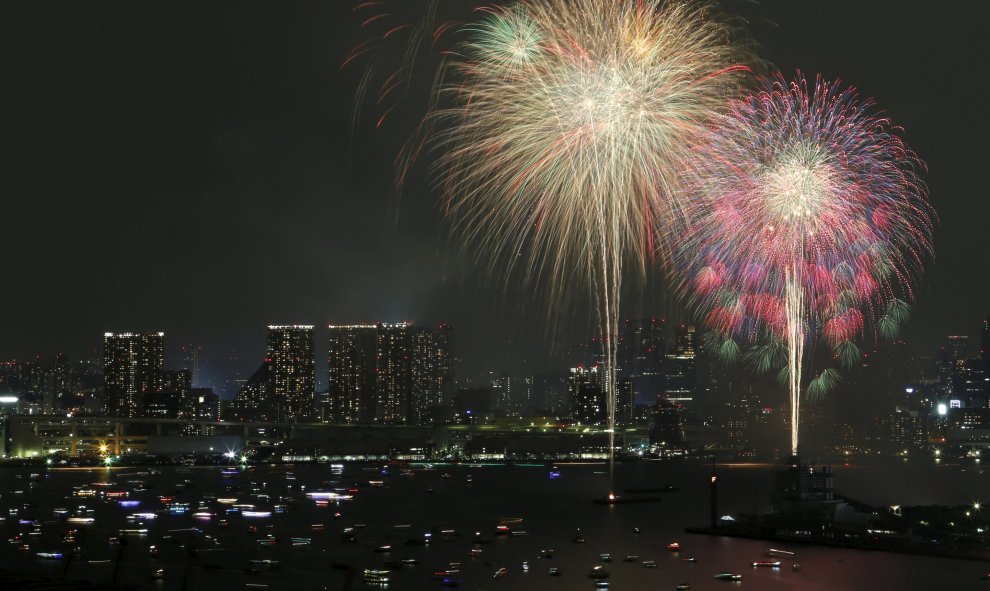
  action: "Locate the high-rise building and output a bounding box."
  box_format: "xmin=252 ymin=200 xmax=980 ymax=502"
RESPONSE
xmin=327 ymin=322 xmax=452 ymax=425
xmin=327 ymin=324 xmax=378 ymax=423
xmin=663 ymin=325 xmax=697 ymax=403
xmin=177 ymin=344 xmax=202 ymax=387
xmin=103 ymin=332 xmax=164 ymax=417
xmin=410 ymin=324 xmax=452 ymax=424
xmin=535 ymin=372 xmax=570 ymax=416
xmin=982 ymin=316 xmax=990 ymax=366
xmin=939 ymin=335 xmax=971 ymax=395
xmin=226 ymin=361 xmax=272 ymax=421
xmin=267 ymin=326 xmax=315 ymax=422
xmin=570 ymin=365 xmax=606 ymax=425
xmin=376 ymin=323 xmax=411 ymax=423
xmin=619 ymin=318 xmax=667 ymax=405
xmin=144 ymin=369 xmax=191 ymax=418
xmin=490 ymin=372 xmax=513 ymax=415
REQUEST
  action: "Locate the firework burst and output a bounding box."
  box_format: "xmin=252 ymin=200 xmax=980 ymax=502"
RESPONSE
xmin=677 ymin=73 xmax=934 ymax=455
xmin=429 ymin=0 xmax=753 ymax=472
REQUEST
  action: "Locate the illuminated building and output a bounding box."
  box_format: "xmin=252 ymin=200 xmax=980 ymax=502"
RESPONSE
xmin=176 ymin=343 xmax=202 ymax=386
xmin=569 ymin=365 xmax=606 ymax=424
xmin=327 ymin=324 xmax=378 ymax=423
xmin=410 ymin=324 xmax=451 ymax=425
xmin=226 ymin=361 xmax=272 ymax=421
xmin=267 ymin=326 xmax=315 ymax=422
xmin=103 ymin=332 xmax=164 ymax=418
xmin=326 ymin=322 xmax=451 ymax=425
xmin=375 ymin=323 xmax=411 ymax=423
xmin=662 ymin=324 xmax=697 ymax=403
xmin=619 ymin=318 xmax=666 ymax=406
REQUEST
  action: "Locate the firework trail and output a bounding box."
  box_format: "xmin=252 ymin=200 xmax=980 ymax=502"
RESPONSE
xmin=426 ymin=0 xmax=753 ymax=477
xmin=677 ymin=73 xmax=934 ymax=456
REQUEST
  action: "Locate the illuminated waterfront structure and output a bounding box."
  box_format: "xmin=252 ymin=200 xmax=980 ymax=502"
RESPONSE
xmin=376 ymin=323 xmax=411 ymax=424
xmin=267 ymin=325 xmax=315 ymax=422
xmin=570 ymin=365 xmax=606 ymax=425
xmin=410 ymin=324 xmax=451 ymax=425
xmin=662 ymin=324 xmax=697 ymax=404
xmin=103 ymin=332 xmax=164 ymax=417
xmin=327 ymin=324 xmax=378 ymax=423
xmin=226 ymin=361 xmax=272 ymax=422
xmin=328 ymin=323 xmax=451 ymax=425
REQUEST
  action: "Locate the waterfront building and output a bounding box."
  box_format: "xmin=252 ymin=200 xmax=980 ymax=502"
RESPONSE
xmin=376 ymin=322 xmax=411 ymax=423
xmin=103 ymin=332 xmax=164 ymax=417
xmin=327 ymin=324 xmax=377 ymax=423
xmin=267 ymin=325 xmax=315 ymax=422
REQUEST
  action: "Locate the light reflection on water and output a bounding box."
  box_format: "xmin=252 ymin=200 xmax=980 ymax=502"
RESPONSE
xmin=0 ymin=459 xmax=987 ymax=590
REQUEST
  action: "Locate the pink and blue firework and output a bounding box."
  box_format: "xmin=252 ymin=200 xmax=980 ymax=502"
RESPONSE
xmin=678 ymin=73 xmax=934 ymax=404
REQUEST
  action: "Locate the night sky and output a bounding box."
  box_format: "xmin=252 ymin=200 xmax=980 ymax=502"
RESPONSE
xmin=0 ymin=1 xmax=985 ymax=391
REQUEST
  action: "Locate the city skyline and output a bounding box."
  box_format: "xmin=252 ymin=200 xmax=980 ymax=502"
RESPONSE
xmin=0 ymin=0 xmax=986 ymax=381
xmin=0 ymin=3 xmax=986 ymax=589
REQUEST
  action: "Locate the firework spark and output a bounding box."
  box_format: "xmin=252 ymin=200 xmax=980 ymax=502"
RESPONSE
xmin=428 ymin=0 xmax=753 ymax=473
xmin=677 ymin=73 xmax=934 ymax=456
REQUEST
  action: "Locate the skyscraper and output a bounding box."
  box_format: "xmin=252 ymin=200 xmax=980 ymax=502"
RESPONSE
xmin=663 ymin=325 xmax=697 ymax=404
xmin=410 ymin=324 xmax=452 ymax=424
xmin=267 ymin=326 xmax=315 ymax=422
xmin=982 ymin=316 xmax=989 ymax=368
xmin=618 ymin=318 xmax=666 ymax=405
xmin=327 ymin=324 xmax=378 ymax=423
xmin=177 ymin=343 xmax=202 ymax=387
xmin=327 ymin=322 xmax=452 ymax=425
xmin=569 ymin=365 xmax=606 ymax=425
xmin=226 ymin=360 xmax=272 ymax=422
xmin=376 ymin=322 xmax=411 ymax=423
xmin=103 ymin=332 xmax=164 ymax=417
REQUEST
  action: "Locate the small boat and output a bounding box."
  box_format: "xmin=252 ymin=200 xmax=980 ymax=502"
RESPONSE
xmin=675 ymin=585 xmax=692 ymax=591
xmin=752 ymin=561 xmax=781 ymax=568
xmin=151 ymin=568 xmax=165 ymax=580
xmin=682 ymin=557 xmax=697 ymax=563
xmin=468 ymin=548 xmax=483 ymax=557
xmin=595 ymin=582 xmax=610 ymax=589
xmin=666 ymin=541 xmax=681 ymax=551
xmin=493 ymin=567 xmax=507 ymax=579
xmin=540 ymin=548 xmax=555 ymax=558
xmin=548 ymin=567 xmax=562 ymax=576
xmin=363 ymin=569 xmax=389 ymax=584
xmin=400 ymin=558 xmax=419 ymax=565
xmin=248 ymin=559 xmax=280 ymax=570
xmin=599 ymin=553 xmax=612 ymax=562
xmin=589 ymin=565 xmax=610 ymax=579
xmin=714 ymin=572 xmax=742 ymax=581
xmin=374 ymin=544 xmax=392 ymax=553
xmin=623 ymin=555 xmax=639 ymax=562
xmin=642 ymin=560 xmax=657 ymax=568
xmin=765 ymin=548 xmax=795 ymax=558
